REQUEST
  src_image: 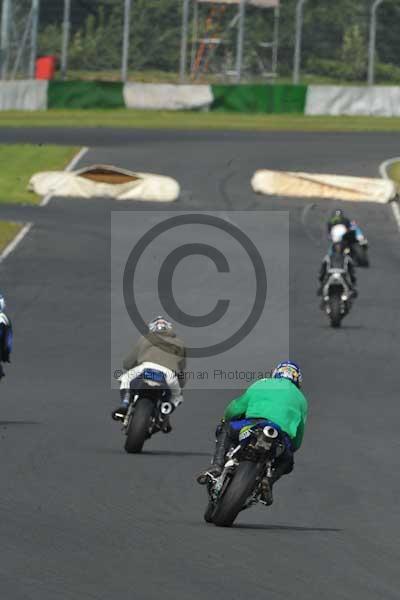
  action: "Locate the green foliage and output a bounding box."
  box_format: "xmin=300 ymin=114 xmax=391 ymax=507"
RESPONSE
xmin=375 ymin=62 xmax=400 ymax=84
xmin=38 ymin=24 xmax=61 ymax=57
xmin=68 ymin=7 xmax=123 ymax=69
xmin=37 ymin=0 xmax=400 ymax=82
xmin=129 ymin=0 xmax=181 ymax=71
xmin=39 ymin=0 xmax=182 ymax=72
xmin=341 ymin=25 xmax=366 ymax=79
xmin=307 ymin=57 xmax=400 ymax=84
xmin=306 ymin=58 xmax=359 ymax=82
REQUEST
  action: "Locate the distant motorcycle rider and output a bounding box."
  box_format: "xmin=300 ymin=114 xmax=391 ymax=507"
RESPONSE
xmin=317 ymin=238 xmax=357 ymax=297
xmin=327 ymin=209 xmax=364 ymax=249
xmin=112 ymin=316 xmax=186 ymax=432
xmin=197 ymin=361 xmax=308 ymax=506
xmin=0 ymin=294 xmax=13 ymax=380
xmin=327 ymin=209 xmax=352 ymax=235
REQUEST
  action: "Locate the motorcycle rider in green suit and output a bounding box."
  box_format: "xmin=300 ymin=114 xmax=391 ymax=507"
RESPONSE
xmin=197 ymin=361 xmax=308 ymax=506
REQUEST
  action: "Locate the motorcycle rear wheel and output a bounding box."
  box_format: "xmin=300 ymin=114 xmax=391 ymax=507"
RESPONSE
xmin=212 ymin=461 xmax=261 ymax=528
xmin=204 ymin=500 xmax=215 ymax=523
xmin=352 ymin=244 xmax=369 ymax=267
xmin=124 ymin=397 xmax=154 ymax=454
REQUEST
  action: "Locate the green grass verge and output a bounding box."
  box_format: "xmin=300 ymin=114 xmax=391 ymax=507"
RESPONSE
xmin=387 ymin=161 xmax=400 ymax=191
xmin=0 ymin=221 xmax=23 ymax=251
xmin=0 ymin=144 xmax=79 ymax=204
xmin=0 ymin=110 xmax=400 ymax=132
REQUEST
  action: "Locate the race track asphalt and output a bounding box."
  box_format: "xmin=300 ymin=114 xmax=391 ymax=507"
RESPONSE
xmin=0 ymin=129 xmax=399 ymax=600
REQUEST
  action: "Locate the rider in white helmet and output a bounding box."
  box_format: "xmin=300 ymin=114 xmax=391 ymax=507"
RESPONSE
xmin=317 ymin=237 xmax=357 ymax=297
xmin=327 ymin=209 xmax=352 ymax=235
xmin=112 ymin=316 xmax=186 ymax=432
xmin=330 ymin=223 xmax=348 ymax=244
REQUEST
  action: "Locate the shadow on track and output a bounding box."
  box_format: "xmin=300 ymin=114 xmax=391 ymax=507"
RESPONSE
xmin=0 ymin=421 xmax=40 ymax=426
xmin=233 ymin=524 xmax=342 ymax=532
xmin=316 ymin=324 xmax=363 ymax=331
xmin=95 ymin=447 xmax=210 ymax=458
xmin=138 ymin=450 xmax=211 ymax=458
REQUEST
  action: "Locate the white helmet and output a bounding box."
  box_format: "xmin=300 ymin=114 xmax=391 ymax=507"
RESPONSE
xmin=330 ymin=224 xmax=347 ymax=244
xmin=0 ymin=294 xmax=5 ymax=313
xmin=148 ymin=316 xmax=173 ymax=334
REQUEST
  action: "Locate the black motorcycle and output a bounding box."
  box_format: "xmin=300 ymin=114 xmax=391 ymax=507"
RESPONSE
xmin=203 ymin=420 xmax=286 ymax=527
xmin=330 ymin=224 xmax=369 ymax=268
xmin=347 ymin=225 xmax=369 ymax=268
xmin=321 ymin=267 xmax=353 ymax=328
xmin=121 ymin=368 xmax=174 ymax=454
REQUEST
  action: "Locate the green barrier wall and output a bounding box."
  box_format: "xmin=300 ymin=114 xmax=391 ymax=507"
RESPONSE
xmin=48 ymin=81 xmax=124 ymax=109
xmin=211 ymin=84 xmax=308 ymax=114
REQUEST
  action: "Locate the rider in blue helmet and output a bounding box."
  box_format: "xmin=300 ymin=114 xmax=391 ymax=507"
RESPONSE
xmin=0 ymin=294 xmax=13 ymax=380
xmin=197 ymin=361 xmax=308 ymax=505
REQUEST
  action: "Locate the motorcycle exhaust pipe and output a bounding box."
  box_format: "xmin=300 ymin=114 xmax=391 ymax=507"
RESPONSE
xmin=160 ymin=401 xmax=173 ymax=415
xmin=263 ymin=426 xmax=279 ymax=439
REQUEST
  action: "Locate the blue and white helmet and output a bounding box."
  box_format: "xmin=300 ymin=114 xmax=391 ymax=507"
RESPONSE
xmin=148 ymin=316 xmax=173 ymax=334
xmin=0 ymin=294 xmax=5 ymax=313
xmin=272 ymin=360 xmax=303 ymax=389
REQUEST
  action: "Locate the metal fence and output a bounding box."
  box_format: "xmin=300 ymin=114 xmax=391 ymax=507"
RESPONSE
xmin=0 ymin=0 xmax=399 ymax=85
xmin=0 ymin=0 xmax=39 ymax=80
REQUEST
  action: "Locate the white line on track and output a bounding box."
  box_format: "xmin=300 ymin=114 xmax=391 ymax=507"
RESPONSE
xmin=390 ymin=199 xmax=400 ymax=230
xmin=379 ymin=157 xmax=400 ymax=233
xmin=40 ymin=146 xmax=89 ymax=207
xmin=0 ymin=147 xmax=88 ymax=265
xmin=0 ymin=223 xmax=33 ymax=264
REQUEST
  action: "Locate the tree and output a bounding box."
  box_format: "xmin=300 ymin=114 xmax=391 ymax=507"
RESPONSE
xmin=36 ymin=0 xmax=400 ymax=81
xmin=341 ymin=25 xmax=366 ymax=79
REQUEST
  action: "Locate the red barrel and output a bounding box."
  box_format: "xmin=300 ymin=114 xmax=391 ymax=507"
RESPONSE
xmin=35 ymin=55 xmax=57 ymax=80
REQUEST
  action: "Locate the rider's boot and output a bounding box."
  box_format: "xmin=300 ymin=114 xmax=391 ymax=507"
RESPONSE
xmin=260 ymin=476 xmax=273 ymax=506
xmin=350 ymin=287 xmax=358 ymax=299
xmin=261 ymin=453 xmax=294 ymax=506
xmin=111 ymin=389 xmax=130 ymax=421
xmin=318 ymin=284 xmax=326 ymax=309
xmin=197 ymin=422 xmax=230 ymax=485
xmin=260 ymin=468 xmax=282 ymax=506
xmin=160 ymin=414 xmax=172 ymax=434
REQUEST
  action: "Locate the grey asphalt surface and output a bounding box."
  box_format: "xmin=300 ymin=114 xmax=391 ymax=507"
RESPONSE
xmin=0 ymin=129 xmax=399 ymax=599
